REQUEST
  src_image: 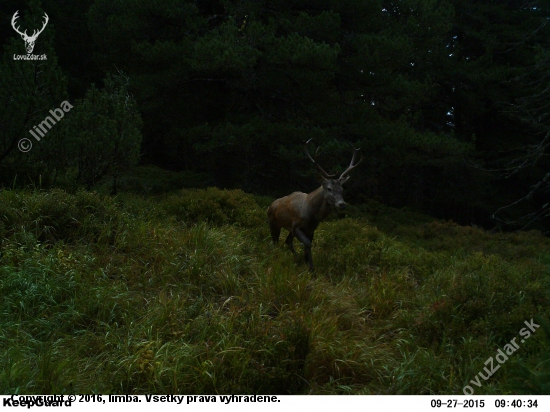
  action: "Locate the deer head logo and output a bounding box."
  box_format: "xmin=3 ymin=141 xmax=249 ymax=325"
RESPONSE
xmin=11 ymin=11 xmax=49 ymax=54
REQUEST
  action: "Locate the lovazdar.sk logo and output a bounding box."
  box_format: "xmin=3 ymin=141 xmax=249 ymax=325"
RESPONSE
xmin=11 ymin=10 xmax=48 ymax=60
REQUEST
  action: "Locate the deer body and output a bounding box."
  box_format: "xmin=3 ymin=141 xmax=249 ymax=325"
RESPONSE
xmin=268 ymin=140 xmax=361 ymax=271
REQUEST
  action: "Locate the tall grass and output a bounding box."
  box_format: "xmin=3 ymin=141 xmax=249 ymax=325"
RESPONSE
xmin=0 ymin=188 xmax=548 ymax=394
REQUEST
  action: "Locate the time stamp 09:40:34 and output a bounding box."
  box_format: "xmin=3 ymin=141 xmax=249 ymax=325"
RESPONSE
xmin=431 ymin=399 xmax=539 ymax=408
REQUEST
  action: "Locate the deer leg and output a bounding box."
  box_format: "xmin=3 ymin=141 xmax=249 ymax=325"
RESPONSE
xmin=285 ymin=232 xmax=297 ymax=256
xmin=303 ymin=232 xmax=314 ymax=263
xmin=293 ymin=228 xmax=314 ymax=271
xmin=269 ymin=222 xmax=281 ymax=244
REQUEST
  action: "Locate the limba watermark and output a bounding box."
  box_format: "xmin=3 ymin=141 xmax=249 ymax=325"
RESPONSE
xmin=463 ymin=318 xmax=540 ymax=395
xmin=18 ymin=100 xmax=73 ymax=152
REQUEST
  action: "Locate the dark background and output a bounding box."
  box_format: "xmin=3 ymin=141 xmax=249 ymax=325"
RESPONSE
xmin=2 ymin=0 xmax=550 ymax=232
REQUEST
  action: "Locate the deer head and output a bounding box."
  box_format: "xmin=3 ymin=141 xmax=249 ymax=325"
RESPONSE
xmin=303 ymin=138 xmax=362 ymax=210
xmin=11 ymin=11 xmax=49 ymax=54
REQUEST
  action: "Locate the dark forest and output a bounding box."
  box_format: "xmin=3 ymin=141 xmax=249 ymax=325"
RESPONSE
xmin=1 ymin=0 xmax=550 ymax=229
xmin=1 ymin=0 xmax=549 ymax=395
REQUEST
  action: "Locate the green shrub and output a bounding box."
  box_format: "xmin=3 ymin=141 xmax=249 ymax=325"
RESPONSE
xmin=162 ymin=187 xmax=265 ymax=227
xmin=97 ymin=165 xmax=213 ymax=195
xmin=0 ymin=189 xmax=129 ymax=245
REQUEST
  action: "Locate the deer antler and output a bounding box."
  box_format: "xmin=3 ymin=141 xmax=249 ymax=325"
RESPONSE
xmin=303 ymin=139 xmax=337 ymax=179
xmin=338 ymin=142 xmax=362 ymax=183
xmin=31 ymin=13 xmax=49 ymax=40
xmin=11 ymin=11 xmax=27 ymax=38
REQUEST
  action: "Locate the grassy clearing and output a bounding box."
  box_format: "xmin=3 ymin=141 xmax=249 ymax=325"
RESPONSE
xmin=0 ymin=188 xmax=549 ymax=394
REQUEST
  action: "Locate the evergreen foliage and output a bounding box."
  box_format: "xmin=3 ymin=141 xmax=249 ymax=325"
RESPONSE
xmin=1 ymin=0 xmax=550 ymax=395
xmin=0 ymin=0 xmax=67 ymax=186
xmin=58 ymin=74 xmax=142 ymax=190
xmin=1 ymin=0 xmax=549 ymax=227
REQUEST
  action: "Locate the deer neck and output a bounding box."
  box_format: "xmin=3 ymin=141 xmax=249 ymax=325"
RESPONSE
xmin=307 ymin=186 xmax=332 ymax=223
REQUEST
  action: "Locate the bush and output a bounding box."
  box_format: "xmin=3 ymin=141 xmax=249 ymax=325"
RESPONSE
xmin=97 ymin=165 xmax=213 ymax=195
xmin=161 ymin=187 xmax=266 ymax=227
xmin=0 ymin=189 xmax=129 ymax=245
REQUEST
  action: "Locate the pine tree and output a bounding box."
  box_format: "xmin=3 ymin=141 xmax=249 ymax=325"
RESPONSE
xmin=59 ymin=74 xmax=142 ymax=190
xmin=0 ymin=0 xmax=67 ymax=186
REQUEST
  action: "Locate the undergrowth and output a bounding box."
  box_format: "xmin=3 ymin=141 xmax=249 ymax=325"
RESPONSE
xmin=0 ymin=188 xmax=549 ymax=394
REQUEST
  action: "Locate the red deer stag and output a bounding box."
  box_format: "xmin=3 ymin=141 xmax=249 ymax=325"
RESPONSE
xmin=267 ymin=139 xmax=362 ymax=271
